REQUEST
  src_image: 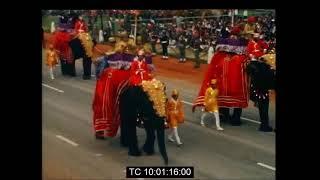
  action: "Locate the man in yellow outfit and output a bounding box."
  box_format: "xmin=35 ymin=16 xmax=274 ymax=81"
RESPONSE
xmin=166 ymin=89 xmax=184 ymax=146
xmin=201 ymin=79 xmax=224 ymax=131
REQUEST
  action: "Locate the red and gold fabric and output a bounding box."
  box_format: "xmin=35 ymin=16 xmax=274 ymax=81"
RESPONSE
xmin=92 ymin=52 xmax=155 ymax=137
xmin=247 ymin=16 xmax=256 ymax=23
xmin=92 ymin=68 xmax=130 ymax=137
xmin=257 ymin=39 xmax=269 ymax=51
xmin=193 ymin=51 xmax=249 ymax=109
xmin=74 ymin=20 xmax=88 ymax=34
xmin=129 ymin=58 xmax=152 ymax=86
xmin=247 ymin=40 xmax=264 ymax=59
xmin=53 ymin=31 xmax=73 ymax=63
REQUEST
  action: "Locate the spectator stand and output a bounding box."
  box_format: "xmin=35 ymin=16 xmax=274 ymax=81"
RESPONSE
xmin=42 ymin=10 xmax=276 ymax=63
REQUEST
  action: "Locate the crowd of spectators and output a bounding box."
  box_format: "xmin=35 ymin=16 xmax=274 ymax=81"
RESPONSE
xmin=45 ymin=10 xmax=276 ymax=58
xmin=101 ymin=10 xmax=276 ymax=53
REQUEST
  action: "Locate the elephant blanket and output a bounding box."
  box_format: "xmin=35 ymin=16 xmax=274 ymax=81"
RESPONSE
xmin=192 ymin=38 xmax=250 ymax=109
xmin=92 ymin=52 xmax=155 ymax=137
xmin=92 ymin=69 xmax=130 ymax=137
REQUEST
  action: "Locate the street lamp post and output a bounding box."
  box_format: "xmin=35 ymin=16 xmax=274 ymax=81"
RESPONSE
xmin=134 ymin=14 xmax=138 ymax=45
xmin=100 ymin=10 xmax=104 ymax=30
xmin=231 ymin=9 xmax=235 ymax=27
xmin=131 ymin=10 xmax=140 ymax=45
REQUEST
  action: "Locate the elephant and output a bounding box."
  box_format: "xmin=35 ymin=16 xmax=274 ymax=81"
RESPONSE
xmin=91 ymin=40 xmax=167 ymax=164
xmin=68 ymin=35 xmax=96 ymax=80
xmin=53 ymin=26 xmax=96 ymax=80
xmin=119 ymin=84 xmax=168 ymax=165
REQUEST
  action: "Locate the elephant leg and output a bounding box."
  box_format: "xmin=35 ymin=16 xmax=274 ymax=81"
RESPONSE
xmin=122 ymin=87 xmax=141 ymax=156
xmin=95 ymin=131 xmax=105 ymax=140
xmin=119 ymin=90 xmax=130 ymax=147
xmin=119 ymin=90 xmax=126 ymax=146
xmin=69 ymin=60 xmax=76 ymax=77
xmin=219 ymin=107 xmax=230 ymax=123
xmin=120 ymin=120 xmax=128 ymax=147
xmin=60 ymin=59 xmax=67 ymax=75
xmin=127 ymin=121 xmax=141 ymax=156
xmin=143 ymin=120 xmax=155 ymax=155
xmin=231 ymin=108 xmax=242 ymax=126
xmin=156 ymin=127 xmax=168 ymax=165
xmin=83 ymin=56 xmax=92 ymax=80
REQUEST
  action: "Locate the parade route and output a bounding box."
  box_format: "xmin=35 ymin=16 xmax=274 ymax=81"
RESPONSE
xmin=42 ymin=49 xmax=275 ymax=179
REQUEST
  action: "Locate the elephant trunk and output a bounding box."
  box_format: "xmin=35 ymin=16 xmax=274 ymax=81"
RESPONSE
xmin=156 ymin=127 xmax=168 ymax=165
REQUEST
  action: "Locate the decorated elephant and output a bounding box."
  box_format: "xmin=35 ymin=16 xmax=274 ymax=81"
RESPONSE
xmin=245 ymin=51 xmax=276 ymax=132
xmin=68 ymin=33 xmax=95 ymax=79
xmin=119 ymin=80 xmax=168 ymax=165
xmin=53 ymin=14 xmax=95 ymax=80
xmin=92 ymin=43 xmax=167 ymax=164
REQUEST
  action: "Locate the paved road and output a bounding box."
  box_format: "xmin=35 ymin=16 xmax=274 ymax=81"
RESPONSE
xmin=42 ymin=51 xmax=275 ymax=179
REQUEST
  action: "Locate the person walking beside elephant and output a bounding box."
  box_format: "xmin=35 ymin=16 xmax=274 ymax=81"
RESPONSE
xmin=45 ymin=44 xmax=59 ymax=80
xmin=166 ymin=89 xmax=184 ymax=146
xmin=200 ymin=79 xmax=224 ymax=131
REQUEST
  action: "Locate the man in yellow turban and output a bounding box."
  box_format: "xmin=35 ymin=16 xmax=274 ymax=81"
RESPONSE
xmin=201 ymin=79 xmax=224 ymax=131
xmin=166 ymin=89 xmax=184 ymax=146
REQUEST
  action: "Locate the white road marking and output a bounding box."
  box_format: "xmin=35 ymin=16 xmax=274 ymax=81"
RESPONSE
xmin=119 ymin=150 xmax=127 ymax=154
xmin=43 ymin=81 xmax=261 ymax=124
xmin=95 ymin=153 xmax=103 ymax=156
xmin=181 ymin=100 xmax=193 ymax=106
xmin=42 ymin=83 xmax=64 ymax=93
xmin=44 ymin=78 xmax=261 ymax=124
xmin=241 ymin=117 xmax=261 ymax=124
xmin=257 ymin=162 xmax=276 ymax=171
xmin=55 ymin=135 xmax=79 ymax=146
xmin=181 ymin=100 xmax=261 ymax=124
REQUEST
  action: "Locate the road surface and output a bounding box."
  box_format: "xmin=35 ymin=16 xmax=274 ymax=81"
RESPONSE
xmin=42 ymin=49 xmax=275 ymax=180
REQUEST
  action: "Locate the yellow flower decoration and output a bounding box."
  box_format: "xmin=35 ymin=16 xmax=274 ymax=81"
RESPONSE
xmin=141 ymin=79 xmax=167 ymax=117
